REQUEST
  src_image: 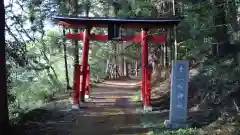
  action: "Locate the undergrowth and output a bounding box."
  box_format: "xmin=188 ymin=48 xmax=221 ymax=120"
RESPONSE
xmin=139 ymin=56 xmax=240 ymax=135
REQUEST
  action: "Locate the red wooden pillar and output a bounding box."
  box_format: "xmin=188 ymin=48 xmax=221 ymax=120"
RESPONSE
xmin=79 ymin=64 xmax=83 ymax=95
xmin=146 ymin=66 xmax=152 ymax=106
xmin=141 ymin=28 xmax=148 ymax=106
xmin=73 ymin=64 xmax=80 ymax=104
xmin=79 ymin=64 xmax=90 ymax=98
xmin=85 ymin=65 xmax=90 ymax=97
xmin=80 ymin=28 xmax=90 ymax=102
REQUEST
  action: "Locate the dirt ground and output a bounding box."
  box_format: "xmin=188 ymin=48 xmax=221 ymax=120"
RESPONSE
xmin=13 ymin=77 xmax=215 ymax=135
xmin=72 ymin=79 xmax=148 ymax=135
xmin=14 ymin=79 xmax=151 ymax=135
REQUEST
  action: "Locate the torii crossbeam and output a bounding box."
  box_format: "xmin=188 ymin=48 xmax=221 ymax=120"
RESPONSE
xmin=53 ymin=16 xmax=181 ymax=110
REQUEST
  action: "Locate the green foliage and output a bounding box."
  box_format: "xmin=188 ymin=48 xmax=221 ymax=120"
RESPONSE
xmin=6 ymin=2 xmax=240 ymax=135
xmin=141 ymin=116 xmax=198 ymax=135
xmin=89 ymin=41 xmax=109 ymax=80
xmin=190 ymin=57 xmax=240 ymax=105
xmin=7 ymin=28 xmax=72 ymax=120
xmin=147 ymin=128 xmax=198 ymax=135
xmin=178 ymin=2 xmax=215 ymax=59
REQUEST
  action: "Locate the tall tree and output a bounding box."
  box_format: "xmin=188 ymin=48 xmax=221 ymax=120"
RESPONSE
xmin=62 ymin=28 xmax=71 ymax=90
xmin=0 ymin=0 xmax=10 ymax=134
xmin=213 ymin=0 xmax=229 ymax=44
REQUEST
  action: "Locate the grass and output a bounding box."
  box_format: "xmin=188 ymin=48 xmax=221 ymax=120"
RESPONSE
xmin=132 ymin=91 xmax=240 ymax=135
xmin=139 ymin=113 xmax=198 ymax=135
xmin=139 ymin=112 xmax=240 ymax=135
xmin=147 ymin=128 xmax=198 ymax=135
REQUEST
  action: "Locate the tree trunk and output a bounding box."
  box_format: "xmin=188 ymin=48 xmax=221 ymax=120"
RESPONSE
xmin=163 ymin=44 xmax=167 ymax=67
xmin=72 ymin=29 xmax=79 ymax=81
xmin=105 ymin=59 xmax=110 ymax=79
xmin=214 ymin=0 xmax=229 ymax=43
xmin=150 ymin=45 xmax=170 ymax=83
xmin=62 ymin=28 xmax=71 ymax=90
xmin=71 ymin=0 xmax=79 ymax=92
xmin=167 ymin=29 xmax=173 ymax=63
xmin=123 ymin=59 xmax=129 ymax=77
xmin=160 ymin=45 xmax=164 ymax=66
xmin=0 ymin=1 xmax=10 ymax=133
xmin=118 ymin=43 xmax=125 ymax=76
xmin=152 ymin=61 xmax=161 ymax=81
xmin=109 ymin=2 xmax=120 ymax=79
xmin=135 ymin=60 xmax=138 ymax=76
xmin=113 ymin=43 xmax=119 ymax=79
xmin=226 ymin=0 xmax=238 ymax=34
xmin=41 ymin=50 xmax=60 ymax=86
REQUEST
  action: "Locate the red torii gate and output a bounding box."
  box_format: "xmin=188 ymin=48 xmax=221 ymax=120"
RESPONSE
xmin=78 ymin=64 xmax=91 ymax=99
xmin=53 ymin=16 xmax=180 ymax=110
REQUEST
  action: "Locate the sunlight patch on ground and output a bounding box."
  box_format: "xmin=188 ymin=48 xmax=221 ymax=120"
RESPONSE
xmin=102 ymin=81 xmax=141 ymax=86
xmin=131 ymin=94 xmax=141 ymax=102
xmin=104 ymin=95 xmax=121 ymax=99
xmin=130 ymin=90 xmax=141 ymax=102
xmin=99 ymin=108 xmax=125 ymax=116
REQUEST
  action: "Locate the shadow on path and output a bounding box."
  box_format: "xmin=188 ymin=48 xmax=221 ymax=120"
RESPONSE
xmin=73 ymin=80 xmax=148 ymax=135
xmin=13 ymin=79 xmax=149 ymax=135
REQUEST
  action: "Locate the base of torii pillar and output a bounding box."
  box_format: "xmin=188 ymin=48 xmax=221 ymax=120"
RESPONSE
xmin=85 ymin=95 xmax=90 ymax=99
xmin=72 ymin=104 xmax=80 ymax=110
xmin=143 ymin=105 xmax=153 ymax=112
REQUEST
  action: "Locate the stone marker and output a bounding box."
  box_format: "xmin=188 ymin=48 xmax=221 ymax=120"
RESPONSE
xmin=164 ymin=60 xmax=190 ymax=129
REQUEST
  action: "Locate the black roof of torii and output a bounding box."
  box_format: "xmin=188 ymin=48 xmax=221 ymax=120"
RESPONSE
xmin=52 ymin=16 xmax=182 ymax=28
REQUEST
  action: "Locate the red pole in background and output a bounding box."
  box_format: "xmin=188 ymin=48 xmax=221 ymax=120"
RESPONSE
xmin=145 ymin=65 xmax=152 ymax=106
xmin=80 ymin=28 xmax=90 ymax=102
xmin=85 ymin=65 xmax=90 ymax=98
xmin=79 ymin=64 xmax=90 ymax=99
xmin=141 ymin=28 xmax=148 ymax=106
xmin=73 ymin=64 xmax=80 ymax=104
xmin=80 ymin=65 xmax=82 ymax=95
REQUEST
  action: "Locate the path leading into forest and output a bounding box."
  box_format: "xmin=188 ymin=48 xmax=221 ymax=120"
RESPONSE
xmin=14 ymin=75 xmax=216 ymax=135
xmin=15 ymin=78 xmax=156 ymax=135
xmin=72 ymin=79 xmax=147 ymax=135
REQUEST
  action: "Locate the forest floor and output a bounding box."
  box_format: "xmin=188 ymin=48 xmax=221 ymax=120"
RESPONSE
xmin=12 ymin=76 xmax=240 ymax=135
xmin=13 ymin=78 xmax=151 ymax=135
